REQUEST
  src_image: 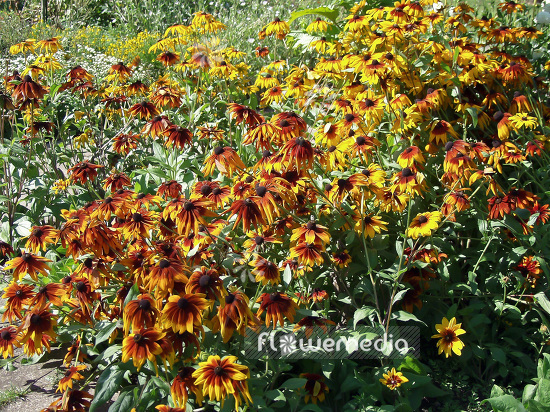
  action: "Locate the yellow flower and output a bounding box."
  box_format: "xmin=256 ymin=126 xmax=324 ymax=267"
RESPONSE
xmin=379 ymin=368 xmax=409 ymax=390
xmin=406 ymin=211 xmax=442 ymax=239
xmin=431 ymin=317 xmax=466 ymax=357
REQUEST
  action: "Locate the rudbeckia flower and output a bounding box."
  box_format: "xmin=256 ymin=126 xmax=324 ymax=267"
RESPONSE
xmin=379 ymin=368 xmax=409 ymax=390
xmin=193 ymin=355 xmax=252 ymax=409
xmin=265 ymin=17 xmax=290 ymax=39
xmin=122 ymin=327 xmax=165 ymax=371
xmin=250 ymin=254 xmax=280 ymax=285
xmin=509 ymin=113 xmax=538 ymax=130
xmin=257 ymin=292 xmax=298 ymax=328
xmin=123 ymin=294 xmax=159 ymax=334
xmin=4 ymin=252 xmax=51 ymax=282
xmin=12 ymin=75 xmax=47 ymax=101
xmin=0 ymin=326 xmax=21 ymax=358
xmin=171 ymin=367 xmax=204 ymax=408
xmin=407 ymin=211 xmax=442 ymax=239
xmin=203 ymin=146 xmax=245 ymax=177
xmin=19 ymin=306 xmax=57 ymax=350
xmin=300 ymin=373 xmax=329 ymax=404
xmin=290 ymin=242 xmax=324 ymax=266
xmin=2 ymin=282 xmax=35 ymax=322
xmin=355 ymin=214 xmax=389 ymax=238
xmin=431 ymin=317 xmax=466 ymax=357
xmin=24 ymin=225 xmax=59 ymax=253
xmin=226 ymin=197 xmax=266 ymax=232
xmin=57 ymin=365 xmax=87 ymax=392
xmin=146 ymin=257 xmax=189 ymax=296
xmin=68 ymin=161 xmax=103 ymax=185
xmin=160 ymin=293 xmax=209 ymax=334
xmin=128 ymin=100 xmax=160 ymax=120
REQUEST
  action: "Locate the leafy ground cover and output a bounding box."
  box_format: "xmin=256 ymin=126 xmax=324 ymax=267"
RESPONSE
xmin=2 ymin=0 xmax=550 ymax=411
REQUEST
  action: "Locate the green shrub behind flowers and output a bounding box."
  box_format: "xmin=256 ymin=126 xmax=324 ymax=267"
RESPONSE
xmin=2 ymin=0 xmax=550 ymax=411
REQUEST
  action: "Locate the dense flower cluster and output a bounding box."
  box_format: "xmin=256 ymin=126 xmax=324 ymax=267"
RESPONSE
xmin=1 ymin=0 xmax=550 ymax=410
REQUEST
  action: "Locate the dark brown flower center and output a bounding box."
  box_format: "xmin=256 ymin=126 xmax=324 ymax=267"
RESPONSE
xmin=269 ymin=293 xmax=280 ymax=301
xmin=255 ymin=185 xmax=267 ymax=197
xmin=200 ymin=185 xmax=212 ymax=196
xmin=75 ymin=281 xmax=87 ymax=292
xmin=356 ymin=135 xmax=366 ymax=145
xmin=225 ymin=293 xmax=236 ymax=304
xmin=30 ymin=314 xmax=42 ymax=325
xmin=418 ymin=216 xmax=428 ymax=224
xmin=402 ymin=167 xmax=413 ymax=177
xmin=22 ymin=253 xmax=32 ymax=262
xmin=133 ymin=333 xmax=143 ymax=343
xmin=199 ymin=275 xmax=211 ymax=287
xmin=214 ymin=146 xmax=225 ymax=155
xmin=133 ymin=213 xmax=143 ymax=222
xmin=214 ymin=366 xmax=224 ymax=375
xmin=212 ymin=187 xmax=222 ymax=196
xmin=1 ymin=330 xmax=12 ymax=340
xmin=159 ymin=259 xmax=171 ymax=269
xmin=177 ymin=297 xmax=189 ymax=309
xmin=254 ymin=236 xmax=265 ymax=245
xmin=138 ymin=299 xmax=151 ymax=310
xmin=344 ymin=113 xmax=355 ymax=122
xmin=183 ymin=201 xmax=194 ymax=211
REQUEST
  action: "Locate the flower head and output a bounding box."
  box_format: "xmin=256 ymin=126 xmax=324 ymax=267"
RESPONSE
xmin=431 ymin=317 xmax=466 ymax=357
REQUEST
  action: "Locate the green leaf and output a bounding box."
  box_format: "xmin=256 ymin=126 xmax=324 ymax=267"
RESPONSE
xmin=466 ymin=107 xmax=479 ymax=127
xmin=354 ymin=307 xmax=375 ymax=329
xmin=391 ymin=311 xmax=427 ymax=326
xmin=482 ymin=394 xmax=525 ymax=412
xmin=534 ymin=292 xmax=550 ymax=316
xmin=490 ymin=347 xmax=507 ymax=365
xmin=288 ymin=7 xmax=339 ymax=25
xmin=265 ymin=389 xmax=285 ymax=401
xmin=123 ymin=284 xmax=139 ymax=310
xmin=90 ymin=366 xmax=124 ymax=412
xmin=280 ymin=378 xmax=307 ymax=390
xmin=95 ymin=321 xmax=118 ymax=345
xmin=535 ymin=378 xmax=550 ymax=406
xmin=108 ymin=390 xmax=134 ymax=412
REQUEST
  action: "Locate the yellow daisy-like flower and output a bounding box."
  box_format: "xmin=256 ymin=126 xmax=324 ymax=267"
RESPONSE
xmin=508 ymin=113 xmax=538 ymax=130
xmin=379 ymin=368 xmax=409 ymax=390
xmin=431 ymin=317 xmax=466 ymax=358
xmin=406 ymin=211 xmax=442 ymax=239
xmin=192 ymin=355 xmax=252 ymax=409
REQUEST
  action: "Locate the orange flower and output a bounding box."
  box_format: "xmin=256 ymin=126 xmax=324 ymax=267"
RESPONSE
xmin=123 ymin=294 xmax=159 ymax=334
xmin=203 ymin=146 xmax=245 ymax=177
xmin=192 ymin=355 xmax=252 ymax=409
xmin=0 ymin=326 xmax=21 ymax=358
xmin=4 ymin=252 xmax=51 ymax=281
xmin=57 ymin=365 xmax=86 ymax=392
xmin=256 ymin=292 xmax=298 ymax=328
xmin=170 ymin=367 xmax=204 ymax=407
xmin=160 ymin=293 xmax=209 ymax=334
xmin=2 ymin=282 xmax=35 ymax=321
xmin=122 ymin=327 xmax=165 ymax=371
xmin=68 ymin=161 xmax=103 ymax=184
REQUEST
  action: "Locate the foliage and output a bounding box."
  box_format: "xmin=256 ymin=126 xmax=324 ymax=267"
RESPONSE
xmin=1 ymin=0 xmax=550 ymax=411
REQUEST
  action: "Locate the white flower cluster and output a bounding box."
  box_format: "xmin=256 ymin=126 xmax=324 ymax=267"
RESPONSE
xmin=3 ymin=43 xmax=155 ymax=84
